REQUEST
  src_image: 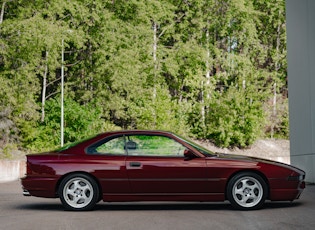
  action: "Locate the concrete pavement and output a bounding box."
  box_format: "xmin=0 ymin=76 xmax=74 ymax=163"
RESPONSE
xmin=0 ymin=180 xmax=314 ymax=230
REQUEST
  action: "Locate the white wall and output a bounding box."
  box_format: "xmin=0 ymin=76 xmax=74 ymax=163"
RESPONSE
xmin=287 ymin=0 xmax=315 ymax=183
xmin=0 ymin=161 xmax=26 ymax=183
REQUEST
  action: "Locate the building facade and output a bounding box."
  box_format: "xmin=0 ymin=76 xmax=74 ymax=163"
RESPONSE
xmin=287 ymin=0 xmax=315 ymax=183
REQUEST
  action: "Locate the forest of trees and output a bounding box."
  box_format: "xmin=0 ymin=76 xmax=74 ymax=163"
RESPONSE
xmin=0 ymin=0 xmax=288 ymax=156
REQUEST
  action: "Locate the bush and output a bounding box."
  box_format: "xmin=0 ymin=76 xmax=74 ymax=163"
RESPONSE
xmin=206 ymin=86 xmax=265 ymax=148
xmin=23 ymin=97 xmax=105 ymax=152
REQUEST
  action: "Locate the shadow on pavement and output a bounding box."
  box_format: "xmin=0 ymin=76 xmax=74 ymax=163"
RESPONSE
xmin=15 ymin=200 xmax=303 ymax=212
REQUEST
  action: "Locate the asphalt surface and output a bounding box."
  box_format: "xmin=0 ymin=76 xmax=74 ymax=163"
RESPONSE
xmin=0 ymin=180 xmax=314 ymax=230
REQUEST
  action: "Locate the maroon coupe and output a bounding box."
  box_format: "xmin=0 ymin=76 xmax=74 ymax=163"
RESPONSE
xmin=21 ymin=130 xmax=305 ymax=211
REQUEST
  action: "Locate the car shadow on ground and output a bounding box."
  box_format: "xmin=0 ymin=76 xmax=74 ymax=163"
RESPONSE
xmin=16 ymin=200 xmax=303 ymax=212
xmin=95 ymin=201 xmax=302 ymax=211
xmin=17 ymin=203 xmax=65 ymax=212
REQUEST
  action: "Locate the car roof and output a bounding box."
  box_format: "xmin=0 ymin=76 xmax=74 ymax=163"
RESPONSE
xmin=60 ymin=130 xmax=177 ymax=154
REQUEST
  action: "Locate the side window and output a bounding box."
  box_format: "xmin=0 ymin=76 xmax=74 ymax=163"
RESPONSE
xmin=93 ymin=136 xmax=126 ymax=155
xmin=126 ymin=135 xmax=186 ymax=157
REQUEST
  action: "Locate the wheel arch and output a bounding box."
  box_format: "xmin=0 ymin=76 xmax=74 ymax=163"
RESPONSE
xmin=55 ymin=171 xmax=102 ymax=200
xmin=225 ymin=169 xmax=270 ymax=200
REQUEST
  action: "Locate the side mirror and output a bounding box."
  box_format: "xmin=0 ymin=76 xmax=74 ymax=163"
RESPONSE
xmin=184 ymin=149 xmax=196 ymax=160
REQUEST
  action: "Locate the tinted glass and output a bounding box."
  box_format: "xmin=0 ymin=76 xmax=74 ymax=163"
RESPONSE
xmin=126 ymin=135 xmax=186 ymax=157
xmin=87 ymin=135 xmax=126 ymax=155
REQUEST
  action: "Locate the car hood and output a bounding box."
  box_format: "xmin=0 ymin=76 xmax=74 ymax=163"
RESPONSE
xmin=210 ymin=152 xmax=305 ymax=174
xmin=213 ymin=152 xmax=272 ymax=162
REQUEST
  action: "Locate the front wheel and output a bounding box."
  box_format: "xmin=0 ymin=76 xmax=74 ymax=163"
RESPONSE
xmin=58 ymin=173 xmax=99 ymax=211
xmin=227 ymin=172 xmax=268 ymax=210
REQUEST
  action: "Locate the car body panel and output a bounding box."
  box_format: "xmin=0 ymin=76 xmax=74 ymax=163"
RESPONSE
xmin=126 ymin=156 xmax=208 ymax=194
xmin=21 ymin=130 xmax=305 ymax=207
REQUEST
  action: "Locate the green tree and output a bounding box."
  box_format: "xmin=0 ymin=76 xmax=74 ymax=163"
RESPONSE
xmin=0 ymin=0 xmax=290 ymax=154
xmin=24 ymin=97 xmax=105 ymax=152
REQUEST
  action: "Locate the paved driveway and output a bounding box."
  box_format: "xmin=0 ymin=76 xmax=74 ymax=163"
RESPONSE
xmin=0 ymin=180 xmax=314 ymax=230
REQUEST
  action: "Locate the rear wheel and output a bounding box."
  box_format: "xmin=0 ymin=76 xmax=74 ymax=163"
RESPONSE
xmin=58 ymin=173 xmax=99 ymax=211
xmin=227 ymin=172 xmax=267 ymax=210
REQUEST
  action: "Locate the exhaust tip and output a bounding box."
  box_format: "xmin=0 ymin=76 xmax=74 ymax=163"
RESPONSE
xmin=22 ymin=189 xmax=31 ymax=196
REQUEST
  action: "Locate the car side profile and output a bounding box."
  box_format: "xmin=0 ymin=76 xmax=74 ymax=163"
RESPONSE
xmin=21 ymin=130 xmax=305 ymax=211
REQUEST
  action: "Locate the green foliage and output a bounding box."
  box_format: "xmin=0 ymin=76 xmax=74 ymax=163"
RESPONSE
xmin=0 ymin=0 xmax=289 ymax=155
xmin=206 ymin=86 xmax=265 ymax=147
xmin=23 ymin=97 xmax=104 ymax=152
xmin=131 ymin=85 xmax=190 ymax=135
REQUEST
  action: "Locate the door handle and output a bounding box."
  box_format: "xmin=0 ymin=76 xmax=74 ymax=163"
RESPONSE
xmin=129 ymin=162 xmax=141 ymax=167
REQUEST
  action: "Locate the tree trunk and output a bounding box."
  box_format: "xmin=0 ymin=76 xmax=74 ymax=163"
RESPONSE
xmin=152 ymin=21 xmax=158 ymax=99
xmin=0 ymin=1 xmax=7 ymax=24
xmin=41 ymin=51 xmax=49 ymax=122
xmin=275 ymin=9 xmax=282 ymax=72
xmin=201 ymin=26 xmax=211 ymax=128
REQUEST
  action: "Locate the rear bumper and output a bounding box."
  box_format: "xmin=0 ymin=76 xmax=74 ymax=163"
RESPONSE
xmin=21 ymin=176 xmax=59 ymax=198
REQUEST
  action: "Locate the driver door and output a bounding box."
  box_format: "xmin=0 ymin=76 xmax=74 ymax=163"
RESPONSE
xmin=125 ymin=134 xmax=208 ymax=194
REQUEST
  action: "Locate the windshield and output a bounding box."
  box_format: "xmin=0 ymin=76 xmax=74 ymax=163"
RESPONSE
xmin=174 ymin=134 xmax=215 ymax=156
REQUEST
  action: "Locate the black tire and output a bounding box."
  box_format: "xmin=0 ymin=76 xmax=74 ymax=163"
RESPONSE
xmin=227 ymin=172 xmax=268 ymax=210
xmin=58 ymin=173 xmax=99 ymax=211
